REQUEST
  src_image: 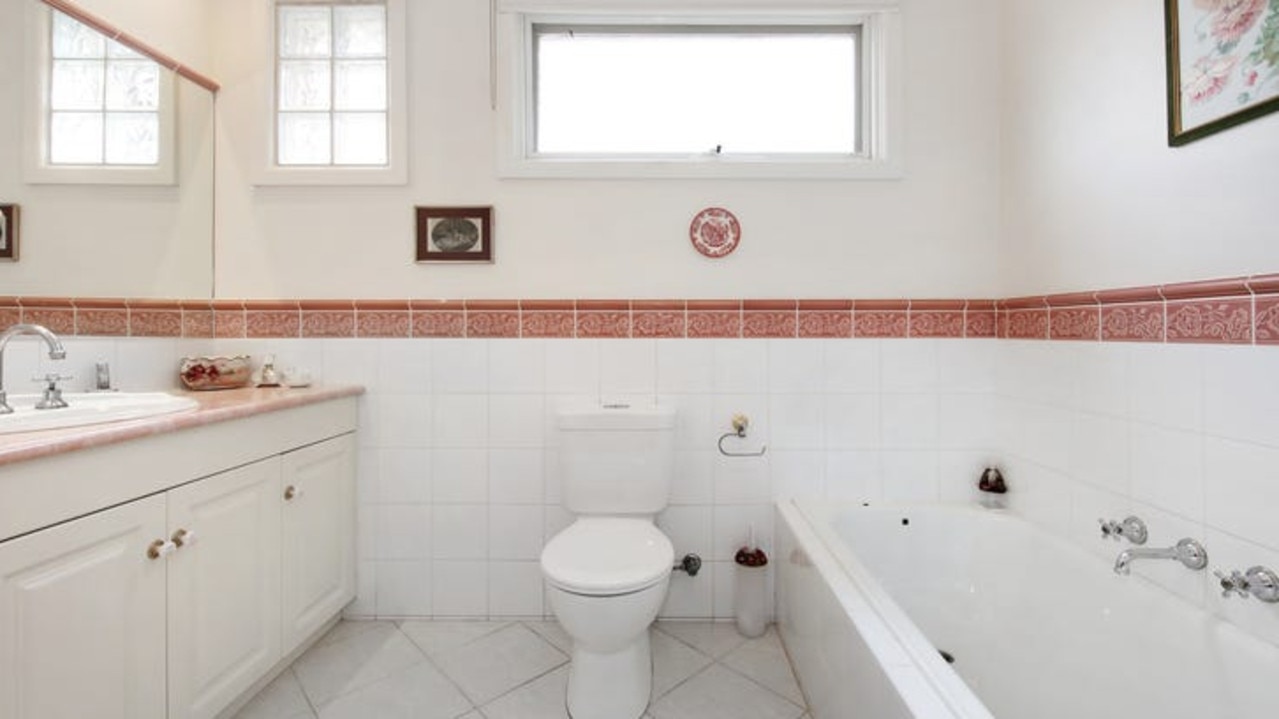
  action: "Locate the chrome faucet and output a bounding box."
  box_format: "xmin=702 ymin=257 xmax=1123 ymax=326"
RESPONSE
xmin=0 ymin=323 xmax=67 ymax=414
xmin=1113 ymin=537 xmax=1208 ymax=575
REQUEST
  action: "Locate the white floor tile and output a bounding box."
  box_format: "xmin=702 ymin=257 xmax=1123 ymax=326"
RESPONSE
xmin=232 ymin=669 xmax=314 ymax=719
xmin=399 ymin=620 xmax=510 ymax=659
xmin=478 ymin=665 xmax=569 ymax=719
xmin=650 ymin=665 xmax=805 ymax=719
xmin=315 ymin=620 xmax=395 ymax=648
xmin=316 ymin=661 xmax=473 ymax=719
xmin=292 ymin=623 xmax=427 ymax=706
xmin=435 ymin=624 xmax=568 ymax=705
xmin=655 ymin=621 xmax=748 ymax=659
xmin=523 ymin=620 xmax=573 ymax=654
xmin=651 ymin=629 xmax=712 ymax=699
xmin=721 ymin=628 xmax=805 ymax=706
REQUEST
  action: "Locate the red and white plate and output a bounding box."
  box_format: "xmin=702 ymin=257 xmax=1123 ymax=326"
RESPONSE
xmin=689 ymin=207 xmax=741 ymax=259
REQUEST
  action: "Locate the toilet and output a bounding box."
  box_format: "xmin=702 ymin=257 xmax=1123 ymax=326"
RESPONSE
xmin=540 ymin=403 xmax=677 ymax=719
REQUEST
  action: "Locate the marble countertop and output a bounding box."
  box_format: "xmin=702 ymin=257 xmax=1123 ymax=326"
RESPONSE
xmin=0 ymin=385 xmax=364 ymax=468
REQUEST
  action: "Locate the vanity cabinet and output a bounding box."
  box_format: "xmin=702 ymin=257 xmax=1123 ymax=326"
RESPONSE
xmin=0 ymin=393 xmax=358 ymax=719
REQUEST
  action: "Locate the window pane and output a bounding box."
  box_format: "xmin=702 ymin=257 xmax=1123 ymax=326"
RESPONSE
xmin=333 ymin=112 xmax=387 ymax=164
xmin=104 ymin=112 xmax=159 ymax=164
xmin=50 ymin=112 xmax=104 ymax=164
xmin=334 ymin=6 xmax=386 ymax=57
xmin=51 ymin=60 xmax=104 ymax=110
xmin=52 ymin=13 xmax=104 ymax=58
xmin=106 ymin=39 xmax=143 ymax=60
xmin=279 ymin=60 xmax=332 ymax=111
xmin=536 ymin=28 xmax=857 ymax=154
xmin=279 ymin=112 xmax=332 ymax=164
xmin=334 ymin=60 xmax=386 ymax=110
xmin=105 ymin=61 xmax=160 ymax=110
xmin=279 ymin=6 xmax=332 ymax=58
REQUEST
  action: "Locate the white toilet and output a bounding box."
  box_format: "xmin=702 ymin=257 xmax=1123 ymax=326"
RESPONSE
xmin=540 ymin=403 xmax=677 ymax=719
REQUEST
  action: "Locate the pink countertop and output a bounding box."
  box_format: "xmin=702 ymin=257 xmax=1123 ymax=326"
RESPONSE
xmin=0 ymin=385 xmax=364 ymax=468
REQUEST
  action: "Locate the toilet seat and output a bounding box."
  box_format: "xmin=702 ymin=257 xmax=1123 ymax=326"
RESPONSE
xmin=541 ymin=518 xmax=674 ymax=596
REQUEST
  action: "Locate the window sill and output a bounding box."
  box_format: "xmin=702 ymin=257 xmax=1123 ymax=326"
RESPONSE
xmin=496 ymin=154 xmax=904 ymax=180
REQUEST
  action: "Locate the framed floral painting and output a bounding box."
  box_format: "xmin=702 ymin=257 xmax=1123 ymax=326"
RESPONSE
xmin=1166 ymin=0 xmax=1279 ymax=146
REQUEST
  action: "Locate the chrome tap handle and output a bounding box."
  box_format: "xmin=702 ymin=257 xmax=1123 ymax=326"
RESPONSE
xmin=30 ymin=373 xmax=73 ymax=410
xmin=1214 ymin=569 xmax=1251 ymax=599
xmin=1099 ymin=516 xmax=1147 ymax=544
xmin=1099 ymin=518 xmax=1118 ymax=539
xmin=1245 ymin=566 xmax=1279 ymax=603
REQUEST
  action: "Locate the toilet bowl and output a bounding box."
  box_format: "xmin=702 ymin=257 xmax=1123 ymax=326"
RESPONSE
xmin=542 ymin=517 xmax=674 ymax=719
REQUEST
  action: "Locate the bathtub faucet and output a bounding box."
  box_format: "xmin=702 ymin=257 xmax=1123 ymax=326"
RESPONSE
xmin=1113 ymin=537 xmax=1208 ymax=575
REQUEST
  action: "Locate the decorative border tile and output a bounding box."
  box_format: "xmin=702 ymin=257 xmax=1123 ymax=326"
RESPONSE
xmin=1101 ymin=303 xmax=1164 ymax=342
xmin=1166 ymin=298 xmax=1252 ymax=344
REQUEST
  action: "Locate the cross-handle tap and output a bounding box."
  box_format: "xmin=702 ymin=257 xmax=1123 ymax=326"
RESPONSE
xmin=1214 ymin=566 xmax=1279 ymax=602
xmin=0 ymin=323 xmax=68 ymax=414
xmin=1099 ymin=516 xmax=1148 ymax=544
xmin=1113 ymin=538 xmax=1208 ymax=575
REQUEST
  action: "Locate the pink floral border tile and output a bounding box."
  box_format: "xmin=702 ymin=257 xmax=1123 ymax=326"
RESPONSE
xmin=1166 ymin=298 xmax=1252 ymax=344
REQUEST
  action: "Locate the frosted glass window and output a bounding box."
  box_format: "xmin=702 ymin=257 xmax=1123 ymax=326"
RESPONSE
xmin=46 ymin=11 xmax=162 ymax=166
xmin=534 ymin=25 xmax=860 ymax=156
xmin=276 ymin=1 xmax=389 ymax=167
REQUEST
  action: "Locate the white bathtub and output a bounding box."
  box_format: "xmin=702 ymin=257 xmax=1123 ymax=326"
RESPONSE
xmin=776 ymin=501 xmax=1279 ymax=719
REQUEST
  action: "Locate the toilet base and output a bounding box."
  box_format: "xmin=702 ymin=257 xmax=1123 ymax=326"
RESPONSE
xmin=565 ymin=632 xmax=651 ymax=719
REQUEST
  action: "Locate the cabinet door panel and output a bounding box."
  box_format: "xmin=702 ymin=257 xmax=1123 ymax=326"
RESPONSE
xmin=0 ymin=495 xmax=167 ymax=719
xmin=281 ymin=434 xmax=356 ymax=654
xmin=167 ymin=458 xmax=282 ymax=719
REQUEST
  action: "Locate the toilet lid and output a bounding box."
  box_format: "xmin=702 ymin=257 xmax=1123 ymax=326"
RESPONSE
xmin=541 ymin=518 xmax=674 ymax=596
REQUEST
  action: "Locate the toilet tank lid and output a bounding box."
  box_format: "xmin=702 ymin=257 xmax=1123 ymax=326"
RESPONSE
xmin=556 ymin=404 xmax=675 ymax=430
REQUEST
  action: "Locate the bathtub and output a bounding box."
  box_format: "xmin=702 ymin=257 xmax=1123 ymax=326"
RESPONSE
xmin=775 ymin=501 xmax=1279 ymax=719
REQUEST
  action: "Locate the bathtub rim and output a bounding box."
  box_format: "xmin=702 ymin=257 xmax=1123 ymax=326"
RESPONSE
xmin=779 ymin=499 xmax=995 ymax=719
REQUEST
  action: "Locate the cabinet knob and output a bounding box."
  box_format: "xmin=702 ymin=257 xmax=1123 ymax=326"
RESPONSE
xmin=284 ymin=485 xmax=301 ymax=501
xmin=146 ymin=539 xmax=176 ymax=560
xmin=171 ymin=528 xmax=197 ymax=548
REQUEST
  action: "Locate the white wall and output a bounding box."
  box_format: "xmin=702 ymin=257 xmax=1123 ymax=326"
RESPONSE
xmin=211 ymin=0 xmax=1003 ymax=300
xmin=999 ymin=0 xmax=1279 ymax=295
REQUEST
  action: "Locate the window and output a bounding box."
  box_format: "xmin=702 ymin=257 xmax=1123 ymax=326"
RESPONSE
xmin=25 ymin=7 xmax=175 ymax=184
xmin=499 ymin=12 xmax=903 ymax=179
xmin=262 ymin=0 xmax=406 ymax=184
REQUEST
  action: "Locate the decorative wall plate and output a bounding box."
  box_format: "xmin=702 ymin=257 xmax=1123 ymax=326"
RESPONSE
xmin=689 ymin=207 xmax=741 ymax=259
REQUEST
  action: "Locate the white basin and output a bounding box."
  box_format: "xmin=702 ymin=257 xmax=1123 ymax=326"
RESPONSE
xmin=0 ymin=392 xmax=200 ymax=434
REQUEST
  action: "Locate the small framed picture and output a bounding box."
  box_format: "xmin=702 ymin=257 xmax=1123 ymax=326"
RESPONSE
xmin=0 ymin=204 xmax=17 ymax=261
xmin=415 ymin=206 xmax=493 ymax=263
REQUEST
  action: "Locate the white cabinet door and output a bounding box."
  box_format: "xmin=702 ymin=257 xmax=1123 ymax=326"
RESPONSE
xmin=281 ymin=434 xmax=356 ymax=654
xmin=0 ymin=495 xmax=167 ymax=719
xmin=167 ymin=458 xmax=282 ymax=719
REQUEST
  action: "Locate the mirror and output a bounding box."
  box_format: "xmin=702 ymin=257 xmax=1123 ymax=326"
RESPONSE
xmin=0 ymin=0 xmax=216 ymax=299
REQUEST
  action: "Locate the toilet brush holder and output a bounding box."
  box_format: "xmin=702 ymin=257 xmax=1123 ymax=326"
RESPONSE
xmin=733 ymin=542 xmax=769 ymax=638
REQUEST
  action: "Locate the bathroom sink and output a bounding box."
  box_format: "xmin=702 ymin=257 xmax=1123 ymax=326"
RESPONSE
xmin=0 ymin=392 xmax=200 ymax=434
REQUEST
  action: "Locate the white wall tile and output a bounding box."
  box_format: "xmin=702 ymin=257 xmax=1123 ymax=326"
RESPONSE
xmin=1203 ymin=529 xmax=1279 ymax=649
xmin=824 ymin=451 xmax=882 ymax=503
xmin=375 ymin=561 xmax=432 ymax=617
xmin=488 ymin=339 xmax=545 ymax=394
xmin=1125 ymin=502 xmax=1207 ymax=609
xmin=432 ymin=449 xmax=488 ymax=503
xmin=377 ymin=339 xmax=432 ymax=392
xmin=1002 ymin=458 xmax=1070 ymax=536
xmin=880 ymin=339 xmax=938 ymax=393
xmin=712 ymin=505 xmax=774 ymax=562
xmin=1204 ymin=345 xmax=1279 ymax=449
xmin=823 ymin=394 xmax=880 ymax=450
xmin=769 ymin=450 xmax=826 ymax=501
xmin=1069 ymin=342 xmax=1128 ymax=417
xmin=1131 ymin=424 xmax=1204 ymax=522
xmin=599 ymin=339 xmax=656 ymax=396
xmin=712 ymin=394 xmax=768 ymax=450
xmin=823 ymin=340 xmax=880 ymax=393
xmin=937 ymin=393 xmax=994 ymax=449
xmin=767 ymin=339 xmax=825 ymax=394
xmin=712 ymin=561 xmax=736 ymax=619
xmin=322 ymin=338 xmax=382 ymax=387
xmin=713 ymin=454 xmax=771 ymax=504
xmin=881 ymin=451 xmax=939 ymax=502
xmin=662 ymin=569 xmax=714 ymax=618
xmin=768 ymin=394 xmax=824 ymax=450
xmin=377 ymin=393 xmax=432 ymax=447
xmin=712 ymin=340 xmax=767 ymax=394
xmin=936 ymin=340 xmax=998 ymax=394
xmin=113 ymin=338 xmax=180 ymax=390
xmin=880 ymin=394 xmax=939 ymax=449
xmin=543 ymin=506 xmax=574 ymax=542
xmin=432 ymin=394 xmax=489 ymax=447
xmin=432 ymin=340 xmax=489 ymax=394
xmin=937 ymin=451 xmax=995 ymax=504
xmin=1129 ymin=344 xmax=1202 ymax=431
xmin=1067 ymin=412 xmax=1130 ymax=496
xmin=658 ymin=506 xmax=713 ymax=558
xmin=1067 ymin=482 xmax=1133 ymax=562
xmin=432 ymin=505 xmax=489 ymax=559
xmin=488 ymin=562 xmax=544 ymax=617
xmin=659 ymin=394 xmax=717 ymax=451
xmin=432 ymin=561 xmax=488 ymax=617
xmin=657 ymin=340 xmax=715 ymax=394
xmin=379 ymin=448 xmax=431 ymax=504
xmin=347 ymin=561 xmax=378 ymax=617
xmin=488 ymin=394 xmax=545 ymax=447
xmin=545 ymin=339 xmax=600 ymax=395
xmin=1204 ymin=438 xmax=1279 ymax=552
xmin=488 ymin=449 xmax=544 ymax=504
xmin=670 ymin=450 xmax=715 ymax=505
xmin=489 ymin=505 xmax=544 ymax=560
xmin=377 ymin=505 xmax=432 ymax=560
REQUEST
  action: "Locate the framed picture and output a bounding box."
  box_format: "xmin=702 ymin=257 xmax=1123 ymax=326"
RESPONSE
xmin=0 ymin=204 xmax=17 ymax=261
xmin=1165 ymin=0 xmax=1279 ymax=146
xmin=415 ymin=206 xmax=494 ymax=263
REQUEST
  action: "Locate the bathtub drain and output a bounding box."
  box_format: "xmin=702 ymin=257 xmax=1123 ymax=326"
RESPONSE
xmin=939 ymin=650 xmax=955 ymax=664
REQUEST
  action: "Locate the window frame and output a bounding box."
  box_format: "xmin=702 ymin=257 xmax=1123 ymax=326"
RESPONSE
xmin=257 ymin=0 xmax=408 ymax=186
xmin=498 ymin=10 xmax=903 ymax=180
xmin=23 ymin=4 xmax=177 ymax=186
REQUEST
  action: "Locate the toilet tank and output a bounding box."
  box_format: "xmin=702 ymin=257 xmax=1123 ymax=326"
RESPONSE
xmin=556 ymin=404 xmax=676 ymax=516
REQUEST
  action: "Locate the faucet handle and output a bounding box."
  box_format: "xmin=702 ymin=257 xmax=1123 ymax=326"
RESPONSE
xmin=1215 ymin=569 xmax=1251 ymax=599
xmin=1245 ymin=566 xmax=1279 ymax=603
xmin=1099 ymin=516 xmax=1147 ymax=544
xmin=31 ymin=372 xmax=74 ymax=387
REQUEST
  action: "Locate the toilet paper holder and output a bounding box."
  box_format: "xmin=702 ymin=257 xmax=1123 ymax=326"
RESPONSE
xmin=718 ymin=413 xmax=767 ymax=458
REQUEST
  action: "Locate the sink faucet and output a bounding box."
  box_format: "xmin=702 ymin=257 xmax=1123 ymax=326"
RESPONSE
xmin=1113 ymin=537 xmax=1208 ymax=575
xmin=0 ymin=323 xmax=67 ymax=414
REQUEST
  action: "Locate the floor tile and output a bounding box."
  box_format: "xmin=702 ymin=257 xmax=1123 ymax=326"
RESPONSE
xmin=655 ymin=621 xmax=748 ymax=659
xmin=478 ymin=664 xmax=569 ymax=719
xmin=720 ymin=628 xmax=806 ymax=706
xmin=292 ymin=622 xmax=427 ymax=706
xmin=650 ymin=665 xmax=805 ymax=719
xmin=651 ymin=628 xmax=712 ymax=699
xmin=400 ymin=620 xmax=511 ymax=659
xmin=316 ymin=620 xmax=394 ymax=648
xmin=523 ymin=620 xmax=573 ymax=654
xmin=232 ymin=669 xmax=314 ymax=719
xmin=316 ymin=661 xmax=473 ymax=719
xmin=435 ymin=624 xmax=568 ymax=705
